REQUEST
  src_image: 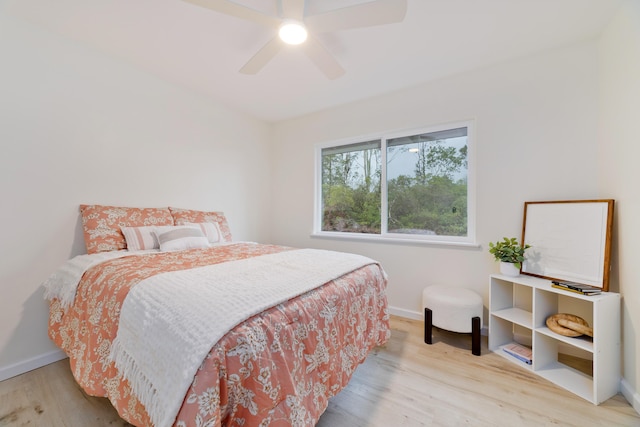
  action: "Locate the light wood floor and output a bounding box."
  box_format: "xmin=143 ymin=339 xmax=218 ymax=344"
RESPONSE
xmin=1 ymin=316 xmax=639 ymax=426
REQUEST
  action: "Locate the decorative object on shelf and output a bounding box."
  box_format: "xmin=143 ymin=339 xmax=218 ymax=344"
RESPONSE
xmin=520 ymin=199 xmax=614 ymax=292
xmin=546 ymin=313 xmax=594 ymax=337
xmin=551 ymin=281 xmax=601 ymax=296
xmin=502 ymin=342 xmax=533 ymax=365
xmin=499 ymin=262 xmax=520 ymax=277
xmin=489 ymin=237 xmax=531 ymax=277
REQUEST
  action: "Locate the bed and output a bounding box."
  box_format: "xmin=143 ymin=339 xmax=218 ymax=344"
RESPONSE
xmin=43 ymin=205 xmax=390 ymax=427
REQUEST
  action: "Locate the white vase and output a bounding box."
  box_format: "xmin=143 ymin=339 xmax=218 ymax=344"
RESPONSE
xmin=500 ymin=262 xmax=520 ymax=277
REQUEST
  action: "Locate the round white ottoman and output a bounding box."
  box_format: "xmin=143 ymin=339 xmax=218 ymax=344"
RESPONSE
xmin=422 ymin=285 xmax=483 ymax=356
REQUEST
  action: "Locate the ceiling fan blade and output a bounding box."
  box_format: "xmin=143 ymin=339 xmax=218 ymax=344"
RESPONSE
xmin=305 ymin=0 xmax=407 ymax=33
xmin=280 ymin=0 xmax=305 ymax=21
xmin=239 ymin=37 xmax=283 ymax=75
xmin=182 ymin=0 xmax=280 ymax=28
xmin=303 ymin=37 xmax=345 ymax=80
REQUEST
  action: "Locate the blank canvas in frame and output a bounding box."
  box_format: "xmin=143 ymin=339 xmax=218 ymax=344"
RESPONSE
xmin=521 ymin=200 xmax=614 ymax=291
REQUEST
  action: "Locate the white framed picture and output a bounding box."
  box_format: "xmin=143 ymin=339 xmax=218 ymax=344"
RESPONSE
xmin=521 ymin=200 xmax=614 ymax=291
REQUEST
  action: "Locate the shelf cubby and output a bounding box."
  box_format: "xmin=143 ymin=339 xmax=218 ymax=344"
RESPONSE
xmin=488 ymin=274 xmax=620 ymax=404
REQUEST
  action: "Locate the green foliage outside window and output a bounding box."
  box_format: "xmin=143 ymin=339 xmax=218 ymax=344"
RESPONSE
xmin=321 ymin=127 xmax=468 ymax=237
xmin=322 ymin=147 xmax=381 ymax=233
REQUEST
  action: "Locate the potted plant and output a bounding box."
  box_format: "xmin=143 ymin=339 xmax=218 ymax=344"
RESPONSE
xmin=488 ymin=237 xmax=531 ymax=276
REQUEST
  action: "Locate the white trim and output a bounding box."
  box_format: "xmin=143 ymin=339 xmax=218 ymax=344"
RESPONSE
xmin=314 ymin=119 xmax=477 ymax=246
xmin=0 ymin=349 xmax=67 ymax=382
xmin=311 ymin=231 xmax=480 ymax=248
xmin=388 ymin=305 xmax=423 ymax=320
xmin=381 ymin=133 xmax=389 ymax=234
xmin=313 ymin=143 xmax=324 ymax=235
xmin=621 ymin=377 xmax=640 ymax=416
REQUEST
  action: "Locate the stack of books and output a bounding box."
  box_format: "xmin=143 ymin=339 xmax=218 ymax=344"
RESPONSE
xmin=551 ymin=280 xmax=602 ymax=296
xmin=502 ymin=342 xmax=533 ymax=365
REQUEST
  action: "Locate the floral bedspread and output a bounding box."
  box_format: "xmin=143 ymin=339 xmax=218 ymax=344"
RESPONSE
xmin=48 ymin=243 xmax=390 ymax=427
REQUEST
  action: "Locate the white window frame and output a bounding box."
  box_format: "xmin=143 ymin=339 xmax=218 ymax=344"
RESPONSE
xmin=313 ymin=120 xmax=477 ymax=247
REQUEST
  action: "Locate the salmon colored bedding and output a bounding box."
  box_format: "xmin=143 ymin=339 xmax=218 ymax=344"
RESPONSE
xmin=48 ymin=243 xmax=390 ymax=426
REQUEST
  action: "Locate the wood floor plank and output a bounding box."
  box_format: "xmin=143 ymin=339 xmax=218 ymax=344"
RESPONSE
xmin=1 ymin=316 xmax=638 ymax=426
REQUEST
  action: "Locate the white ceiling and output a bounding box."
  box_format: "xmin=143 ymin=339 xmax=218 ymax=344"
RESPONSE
xmin=5 ymin=0 xmax=623 ymax=122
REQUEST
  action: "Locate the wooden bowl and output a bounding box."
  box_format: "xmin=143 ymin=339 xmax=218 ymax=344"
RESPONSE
xmin=546 ymin=313 xmax=593 ymax=337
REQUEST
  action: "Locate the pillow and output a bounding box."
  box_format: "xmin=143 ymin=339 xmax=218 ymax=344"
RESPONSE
xmin=120 ymin=225 xmax=197 ymax=251
xmin=183 ymin=222 xmax=222 ymax=245
xmin=80 ymin=205 xmax=174 ymax=254
xmin=169 ymin=208 xmax=233 ymax=242
xmin=154 ymin=227 xmax=209 ymax=252
xmin=122 ymin=224 xmax=211 ymax=251
xmin=120 ymin=225 xmax=159 ymax=251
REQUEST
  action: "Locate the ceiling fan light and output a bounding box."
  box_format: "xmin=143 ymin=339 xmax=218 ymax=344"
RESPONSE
xmin=279 ymin=21 xmax=308 ymax=45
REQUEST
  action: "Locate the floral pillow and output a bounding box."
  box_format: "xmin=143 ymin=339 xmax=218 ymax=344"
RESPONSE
xmin=80 ymin=205 xmax=174 ymax=254
xmin=169 ymin=207 xmax=233 ymax=242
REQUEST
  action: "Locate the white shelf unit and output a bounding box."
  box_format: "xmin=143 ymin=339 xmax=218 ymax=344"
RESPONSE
xmin=489 ymin=274 xmax=620 ymax=404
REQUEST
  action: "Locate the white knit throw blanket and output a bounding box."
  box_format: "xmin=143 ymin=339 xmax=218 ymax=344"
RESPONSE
xmin=109 ymin=248 xmax=376 ymax=427
xmin=42 ymin=251 xmax=137 ymax=308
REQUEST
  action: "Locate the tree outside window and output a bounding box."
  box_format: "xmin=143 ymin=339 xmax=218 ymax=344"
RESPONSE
xmin=318 ymin=124 xmax=473 ymax=244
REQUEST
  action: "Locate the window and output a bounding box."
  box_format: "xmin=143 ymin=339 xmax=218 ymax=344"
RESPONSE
xmin=315 ymin=122 xmax=475 ymax=245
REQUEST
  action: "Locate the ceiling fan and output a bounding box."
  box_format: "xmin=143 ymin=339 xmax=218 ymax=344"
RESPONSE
xmin=182 ymin=0 xmax=408 ymax=79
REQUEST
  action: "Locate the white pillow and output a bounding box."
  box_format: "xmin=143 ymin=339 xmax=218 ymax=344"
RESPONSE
xmin=154 ymin=227 xmax=209 ymax=252
xmin=121 ymin=225 xmax=159 ymax=251
xmin=183 ymin=222 xmax=222 ymax=244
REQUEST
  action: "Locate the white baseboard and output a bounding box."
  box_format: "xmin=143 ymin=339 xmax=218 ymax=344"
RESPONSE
xmin=0 ymin=349 xmax=67 ymax=382
xmin=621 ymin=377 xmax=640 ymax=416
xmin=388 ymin=305 xmax=423 ymax=320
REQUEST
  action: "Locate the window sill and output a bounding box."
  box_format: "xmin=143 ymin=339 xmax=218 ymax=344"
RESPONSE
xmin=310 ymin=232 xmax=480 ymax=249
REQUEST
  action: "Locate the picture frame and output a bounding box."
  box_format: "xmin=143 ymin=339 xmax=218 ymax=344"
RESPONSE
xmin=521 ymin=199 xmax=614 ymax=291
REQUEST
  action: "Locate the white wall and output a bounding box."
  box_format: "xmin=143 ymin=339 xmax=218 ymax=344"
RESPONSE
xmin=271 ymin=42 xmax=600 ymax=321
xmin=0 ymin=13 xmax=272 ymax=378
xmin=598 ymin=0 xmax=640 ymax=413
xmin=2 ymin=1 xmax=638 ymax=413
